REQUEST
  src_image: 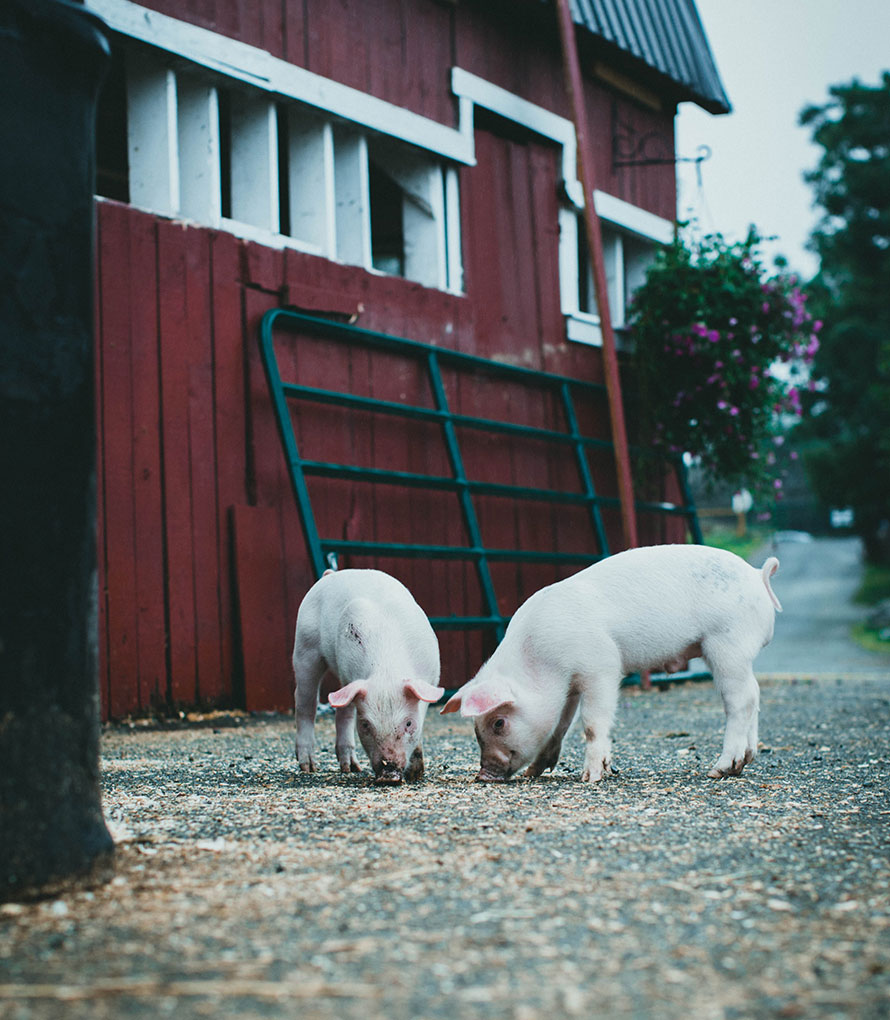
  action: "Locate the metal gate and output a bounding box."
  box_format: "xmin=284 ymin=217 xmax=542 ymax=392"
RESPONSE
xmin=259 ymin=308 xmax=702 ymax=653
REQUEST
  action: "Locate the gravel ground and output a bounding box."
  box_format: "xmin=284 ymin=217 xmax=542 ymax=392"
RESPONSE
xmin=2 ymin=673 xmax=889 ymax=1020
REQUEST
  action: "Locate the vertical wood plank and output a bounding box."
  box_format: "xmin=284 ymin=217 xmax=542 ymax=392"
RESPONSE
xmin=94 ymin=206 xmax=108 ymax=718
xmin=232 ymin=504 xmax=293 ymax=712
xmin=95 ymin=202 xmax=140 ymax=719
xmin=210 ymin=230 xmax=249 ymax=695
xmin=128 ymin=211 xmax=168 ymax=712
xmin=157 ymin=220 xmax=203 ymax=706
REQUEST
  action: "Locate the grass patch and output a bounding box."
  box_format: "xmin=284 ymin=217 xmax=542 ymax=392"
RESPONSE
xmin=852 ymin=622 xmax=890 ymax=654
xmin=700 ymin=523 xmax=772 ymax=562
xmin=853 ymin=563 xmax=890 ymax=654
xmin=854 ymin=563 xmax=890 ymax=606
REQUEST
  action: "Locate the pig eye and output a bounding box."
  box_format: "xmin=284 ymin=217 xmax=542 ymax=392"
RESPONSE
xmin=493 ymin=718 xmax=506 ymax=733
xmin=359 ymin=720 xmax=372 ymax=734
xmin=404 ymin=718 xmax=413 ymax=730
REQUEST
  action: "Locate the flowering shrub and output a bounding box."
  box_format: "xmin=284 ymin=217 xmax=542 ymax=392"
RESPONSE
xmin=628 ymin=230 xmax=821 ymax=494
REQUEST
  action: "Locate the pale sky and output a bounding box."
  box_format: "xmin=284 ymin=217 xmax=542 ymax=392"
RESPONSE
xmin=675 ymin=0 xmax=890 ymax=280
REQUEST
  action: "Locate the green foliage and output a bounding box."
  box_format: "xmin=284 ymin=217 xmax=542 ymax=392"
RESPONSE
xmin=854 ymin=562 xmax=890 ymax=607
xmin=628 ymin=230 xmax=819 ymax=494
xmin=699 ymin=523 xmax=772 ymax=562
xmin=798 ymin=73 xmax=890 ymax=564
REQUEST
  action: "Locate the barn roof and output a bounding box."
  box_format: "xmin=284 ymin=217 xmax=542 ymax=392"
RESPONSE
xmin=567 ymin=0 xmax=731 ymax=114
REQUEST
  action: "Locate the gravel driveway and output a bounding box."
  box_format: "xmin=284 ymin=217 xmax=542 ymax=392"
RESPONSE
xmin=2 ymin=672 xmax=889 ymax=1020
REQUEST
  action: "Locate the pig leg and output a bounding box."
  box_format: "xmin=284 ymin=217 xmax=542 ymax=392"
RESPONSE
xmin=294 ymin=653 xmax=327 ymax=773
xmin=334 ymin=704 xmax=362 ymax=773
xmin=525 ymin=692 xmax=580 ymax=778
xmin=706 ymin=652 xmax=760 ymax=778
xmin=578 ymin=672 xmax=620 ymax=783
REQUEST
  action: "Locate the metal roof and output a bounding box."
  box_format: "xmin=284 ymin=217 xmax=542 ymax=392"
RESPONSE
xmin=568 ymin=0 xmax=731 ymax=113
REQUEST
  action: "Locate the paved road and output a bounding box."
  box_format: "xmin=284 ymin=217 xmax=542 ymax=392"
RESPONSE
xmin=752 ymin=533 xmax=890 ymax=675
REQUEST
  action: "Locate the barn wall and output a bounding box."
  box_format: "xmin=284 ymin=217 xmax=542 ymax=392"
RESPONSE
xmin=94 ymin=1 xmax=687 ymax=719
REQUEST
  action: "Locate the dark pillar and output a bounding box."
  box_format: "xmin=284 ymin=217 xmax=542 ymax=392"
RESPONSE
xmin=0 ymin=0 xmax=112 ymax=899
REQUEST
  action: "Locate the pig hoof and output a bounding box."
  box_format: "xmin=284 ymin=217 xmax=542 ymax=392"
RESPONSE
xmin=340 ymin=759 xmax=362 ymax=774
xmin=299 ymin=761 xmax=317 ymax=774
xmin=581 ymin=760 xmax=613 ymax=783
xmin=709 ymin=751 xmax=754 ymax=779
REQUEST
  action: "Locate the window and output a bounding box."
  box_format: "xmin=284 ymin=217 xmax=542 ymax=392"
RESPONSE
xmin=573 ymin=219 xmax=657 ymax=343
xmin=562 ymin=194 xmax=673 ymax=348
xmin=96 ymin=40 xmax=463 ymax=292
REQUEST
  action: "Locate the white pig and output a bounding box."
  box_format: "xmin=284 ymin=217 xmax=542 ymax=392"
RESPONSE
xmin=293 ymin=568 xmax=443 ymax=784
xmin=441 ymin=544 xmax=781 ymax=783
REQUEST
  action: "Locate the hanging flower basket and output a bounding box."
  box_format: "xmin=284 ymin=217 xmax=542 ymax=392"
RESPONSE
xmin=628 ymin=230 xmax=821 ymax=494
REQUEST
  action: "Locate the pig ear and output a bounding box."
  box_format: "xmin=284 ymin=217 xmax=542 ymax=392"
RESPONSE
xmin=403 ymin=680 xmax=445 ymax=704
xmin=460 ymin=684 xmax=514 ymax=718
xmin=439 ymin=690 xmax=462 ymax=715
xmin=327 ymin=680 xmax=368 ymax=708
xmin=445 ymin=677 xmax=514 ymax=718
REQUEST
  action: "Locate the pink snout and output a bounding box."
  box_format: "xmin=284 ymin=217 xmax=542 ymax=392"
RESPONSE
xmin=474 ymin=768 xmax=509 ymax=783
xmin=374 ymin=758 xmax=404 ymax=785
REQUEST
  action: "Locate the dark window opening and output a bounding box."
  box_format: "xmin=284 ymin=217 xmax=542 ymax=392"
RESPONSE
xmin=577 ymin=221 xmax=593 ymax=314
xmin=95 ymin=48 xmax=129 ymax=202
xmin=218 ymin=89 xmax=232 ymax=220
xmin=369 ymin=160 xmax=404 ymax=276
xmin=277 ymin=104 xmax=291 ymax=237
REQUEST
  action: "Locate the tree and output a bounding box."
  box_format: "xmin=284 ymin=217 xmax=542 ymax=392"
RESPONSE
xmin=799 ymin=73 xmax=890 ymax=564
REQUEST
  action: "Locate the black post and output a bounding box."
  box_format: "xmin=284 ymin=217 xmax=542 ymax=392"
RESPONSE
xmin=0 ymin=0 xmax=113 ymax=899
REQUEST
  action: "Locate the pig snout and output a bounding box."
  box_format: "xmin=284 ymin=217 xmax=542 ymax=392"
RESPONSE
xmin=374 ymin=758 xmax=404 ymax=785
xmin=474 ymin=767 xmax=509 ymax=783
xmin=474 ymin=753 xmax=513 ymax=782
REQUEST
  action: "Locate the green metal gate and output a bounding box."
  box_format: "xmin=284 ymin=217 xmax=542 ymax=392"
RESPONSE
xmin=259 ymin=308 xmax=702 ymax=650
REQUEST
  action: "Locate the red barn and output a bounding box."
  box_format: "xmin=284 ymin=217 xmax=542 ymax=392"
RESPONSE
xmin=85 ymin=0 xmax=729 ymax=718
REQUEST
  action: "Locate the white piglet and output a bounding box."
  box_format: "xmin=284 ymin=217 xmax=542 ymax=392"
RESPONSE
xmin=442 ymin=544 xmax=782 ymax=783
xmin=293 ymin=569 xmax=443 ymax=784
